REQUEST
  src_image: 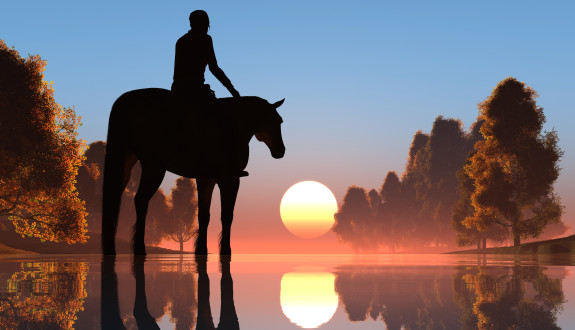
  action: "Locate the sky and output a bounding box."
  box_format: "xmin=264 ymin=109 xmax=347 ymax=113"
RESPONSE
xmin=2 ymin=0 xmax=575 ymax=253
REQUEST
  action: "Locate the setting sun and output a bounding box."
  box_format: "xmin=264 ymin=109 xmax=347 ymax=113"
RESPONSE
xmin=280 ymin=181 xmax=338 ymax=239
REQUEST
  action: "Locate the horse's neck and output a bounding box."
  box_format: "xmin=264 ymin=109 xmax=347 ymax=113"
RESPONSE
xmin=220 ymin=98 xmax=261 ymax=143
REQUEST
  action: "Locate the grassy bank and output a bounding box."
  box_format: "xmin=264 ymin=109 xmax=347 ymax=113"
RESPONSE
xmin=0 ymin=242 xmax=38 ymax=255
xmin=0 ymin=232 xmax=183 ymax=254
xmin=449 ymin=234 xmax=575 ymax=254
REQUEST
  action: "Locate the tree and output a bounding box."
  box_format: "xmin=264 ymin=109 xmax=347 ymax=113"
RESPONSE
xmin=76 ymin=141 xmax=105 ymax=234
xmin=0 ymin=40 xmax=87 ymax=244
xmin=332 ymin=186 xmax=377 ymax=251
xmin=378 ymin=171 xmax=406 ymax=252
xmin=76 ymin=141 xmax=169 ymax=245
xmin=452 ymin=157 xmax=507 ymax=249
xmin=165 ymin=178 xmax=198 ymax=252
xmin=464 ymin=78 xmax=563 ymax=246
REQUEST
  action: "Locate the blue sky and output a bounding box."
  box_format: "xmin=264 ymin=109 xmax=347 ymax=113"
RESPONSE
xmin=3 ymin=0 xmax=575 ymax=248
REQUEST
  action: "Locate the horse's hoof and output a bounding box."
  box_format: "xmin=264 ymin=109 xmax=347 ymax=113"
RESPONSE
xmin=195 ymin=247 xmax=208 ymax=255
xmin=219 ymin=246 xmax=232 ymax=256
xmin=133 ymin=247 xmax=147 ymax=256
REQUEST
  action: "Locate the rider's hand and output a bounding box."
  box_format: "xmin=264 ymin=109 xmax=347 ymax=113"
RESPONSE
xmin=230 ymin=88 xmax=240 ymax=98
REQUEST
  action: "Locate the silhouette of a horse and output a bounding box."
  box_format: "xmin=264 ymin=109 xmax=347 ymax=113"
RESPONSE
xmin=101 ymin=88 xmax=285 ymax=255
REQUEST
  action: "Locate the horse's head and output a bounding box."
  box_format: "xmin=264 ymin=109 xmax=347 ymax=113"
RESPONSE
xmin=255 ymin=99 xmax=286 ymax=159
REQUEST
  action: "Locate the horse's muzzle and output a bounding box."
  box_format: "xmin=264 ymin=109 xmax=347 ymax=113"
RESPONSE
xmin=272 ymin=147 xmax=285 ymax=159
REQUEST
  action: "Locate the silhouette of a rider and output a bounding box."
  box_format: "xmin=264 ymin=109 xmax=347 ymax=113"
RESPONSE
xmin=172 ymin=10 xmax=246 ymax=177
xmin=172 ymin=10 xmax=240 ymax=101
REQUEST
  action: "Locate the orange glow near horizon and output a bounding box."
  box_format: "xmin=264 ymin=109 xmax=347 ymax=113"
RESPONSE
xmin=280 ymin=181 xmax=338 ymax=239
xmin=280 ymin=271 xmax=338 ymax=328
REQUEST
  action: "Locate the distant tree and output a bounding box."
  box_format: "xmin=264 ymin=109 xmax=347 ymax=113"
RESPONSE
xmin=400 ymin=131 xmax=429 ymax=250
xmin=76 ymin=141 xmax=169 ymax=245
xmin=0 ymin=40 xmax=87 ymax=244
xmin=378 ymin=171 xmax=405 ymax=252
xmin=416 ymin=117 xmax=469 ymax=248
xmin=333 ymin=186 xmax=377 ymax=251
xmin=464 ymin=78 xmax=563 ymax=246
xmin=165 ymin=178 xmax=198 ymax=252
xmin=398 ymin=117 xmax=473 ymax=250
xmin=76 ymin=141 xmax=105 ymax=234
xmin=367 ymin=189 xmax=381 ymax=212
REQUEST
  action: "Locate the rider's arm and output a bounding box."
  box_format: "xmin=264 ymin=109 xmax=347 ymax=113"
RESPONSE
xmin=207 ymin=36 xmax=240 ymax=97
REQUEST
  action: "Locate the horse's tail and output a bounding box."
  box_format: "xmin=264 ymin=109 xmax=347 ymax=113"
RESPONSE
xmin=101 ymin=96 xmax=135 ymax=255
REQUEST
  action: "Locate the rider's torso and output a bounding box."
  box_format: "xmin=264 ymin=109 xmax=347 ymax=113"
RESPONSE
xmin=173 ymin=31 xmax=212 ymax=85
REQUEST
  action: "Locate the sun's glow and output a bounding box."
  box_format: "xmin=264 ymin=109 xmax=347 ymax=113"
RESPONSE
xmin=280 ymin=272 xmax=338 ymax=328
xmin=280 ymin=181 xmax=338 ymax=239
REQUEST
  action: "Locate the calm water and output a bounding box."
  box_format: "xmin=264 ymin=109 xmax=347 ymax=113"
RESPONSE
xmin=1 ymin=254 xmax=575 ymax=329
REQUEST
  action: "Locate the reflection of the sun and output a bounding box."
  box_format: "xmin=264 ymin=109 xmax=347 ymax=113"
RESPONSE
xmin=280 ymin=272 xmax=338 ymax=329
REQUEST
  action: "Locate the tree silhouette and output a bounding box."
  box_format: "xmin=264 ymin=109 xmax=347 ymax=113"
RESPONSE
xmin=333 ymin=186 xmax=377 ymax=251
xmin=76 ymin=141 xmax=169 ymax=245
xmin=165 ymin=178 xmax=198 ymax=252
xmin=419 ymin=117 xmax=469 ymax=248
xmin=0 ymin=40 xmax=87 ymax=244
xmin=378 ymin=171 xmax=407 ymax=252
xmin=464 ymin=78 xmax=563 ymax=246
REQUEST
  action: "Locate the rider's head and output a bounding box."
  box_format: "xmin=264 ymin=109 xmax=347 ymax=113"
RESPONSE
xmin=189 ymin=10 xmax=210 ymax=33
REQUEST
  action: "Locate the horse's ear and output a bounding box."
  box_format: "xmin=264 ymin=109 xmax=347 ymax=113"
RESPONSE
xmin=272 ymin=99 xmax=285 ymax=108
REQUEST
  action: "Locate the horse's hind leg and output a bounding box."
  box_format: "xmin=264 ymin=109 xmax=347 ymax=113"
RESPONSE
xmin=218 ymin=177 xmax=240 ymax=255
xmin=102 ymin=152 xmax=137 ymax=255
xmin=195 ymin=178 xmax=216 ymax=255
xmin=133 ymin=165 xmax=166 ymax=255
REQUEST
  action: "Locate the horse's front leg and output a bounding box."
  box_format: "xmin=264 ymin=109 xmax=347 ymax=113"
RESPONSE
xmin=195 ymin=178 xmax=216 ymax=255
xmin=133 ymin=166 xmax=165 ymax=255
xmin=218 ymin=177 xmax=240 ymax=255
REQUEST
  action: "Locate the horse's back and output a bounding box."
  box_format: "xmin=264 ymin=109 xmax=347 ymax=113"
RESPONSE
xmin=113 ymin=88 xmax=171 ymax=112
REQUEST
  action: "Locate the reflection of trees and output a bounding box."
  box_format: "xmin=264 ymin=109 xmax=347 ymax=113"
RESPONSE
xmin=335 ymin=264 xmax=566 ymax=330
xmin=0 ymin=262 xmax=88 ymax=329
xmin=334 ymin=266 xmax=461 ymax=329
xmin=453 ymin=265 xmax=564 ymax=330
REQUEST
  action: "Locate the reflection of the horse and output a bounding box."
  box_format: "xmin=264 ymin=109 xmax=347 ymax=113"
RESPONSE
xmin=100 ymin=256 xmax=239 ymax=329
xmin=196 ymin=256 xmax=239 ymax=330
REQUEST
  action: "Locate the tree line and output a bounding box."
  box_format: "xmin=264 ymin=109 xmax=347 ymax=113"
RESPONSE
xmin=76 ymin=141 xmax=199 ymax=251
xmin=333 ymin=77 xmax=565 ymax=252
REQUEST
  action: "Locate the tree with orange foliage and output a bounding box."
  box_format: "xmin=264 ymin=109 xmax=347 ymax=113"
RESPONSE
xmin=464 ymin=78 xmax=563 ymax=246
xmin=0 ymin=40 xmax=87 ymax=244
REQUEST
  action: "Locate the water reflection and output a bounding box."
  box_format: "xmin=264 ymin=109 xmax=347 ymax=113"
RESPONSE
xmin=280 ymin=272 xmax=338 ymax=328
xmin=334 ymin=265 xmax=460 ymax=329
xmin=100 ymin=255 xmax=239 ymax=329
xmin=0 ymin=255 xmax=571 ymax=329
xmin=333 ymin=260 xmax=566 ymax=330
xmin=195 ymin=255 xmax=239 ymax=329
xmin=0 ymin=261 xmax=88 ymax=329
xmin=453 ymin=264 xmax=564 ymax=330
